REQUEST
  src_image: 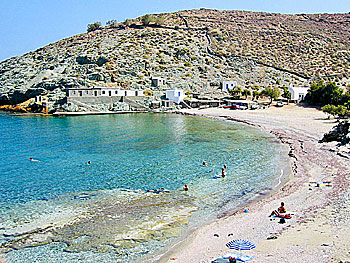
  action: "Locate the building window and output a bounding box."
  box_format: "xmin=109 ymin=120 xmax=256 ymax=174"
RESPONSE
xmin=178 ymin=92 xmax=181 ymax=96
xmin=102 ymin=91 xmax=105 ymax=95
xmin=109 ymin=91 xmax=112 ymax=96
xmin=86 ymin=91 xmax=88 ymax=94
xmin=115 ymin=90 xmax=118 ymax=95
xmin=94 ymin=91 xmax=97 ymax=96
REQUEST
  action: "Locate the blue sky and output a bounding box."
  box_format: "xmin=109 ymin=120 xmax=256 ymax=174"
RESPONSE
xmin=0 ymin=0 xmax=349 ymax=62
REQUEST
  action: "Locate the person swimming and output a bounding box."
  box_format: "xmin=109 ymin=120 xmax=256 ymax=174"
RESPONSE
xmin=184 ymin=184 xmax=189 ymax=191
xmin=29 ymin=158 xmax=40 ymax=162
xmin=203 ymin=161 xmax=207 ymax=166
xmin=87 ymin=161 xmax=91 ymax=165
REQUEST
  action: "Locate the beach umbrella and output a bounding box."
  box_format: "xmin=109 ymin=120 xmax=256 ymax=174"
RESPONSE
xmin=226 ymin=239 xmax=256 ymax=251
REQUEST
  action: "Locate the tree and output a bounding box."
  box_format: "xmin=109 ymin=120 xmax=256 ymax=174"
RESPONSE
xmin=106 ymin=19 xmax=117 ymax=27
xmin=87 ymin=21 xmax=102 ymax=32
xmin=154 ymin=16 xmax=165 ymax=26
xmin=141 ymin=14 xmax=155 ymax=26
xmin=305 ymin=81 xmax=344 ymax=106
xmin=322 ymin=104 xmax=337 ymax=119
xmin=282 ymin=87 xmax=291 ymax=104
xmin=242 ymin=89 xmax=251 ymax=99
xmin=229 ymin=86 xmax=242 ymax=99
xmin=262 ymin=87 xmax=281 ymax=104
xmin=143 ymin=89 xmax=154 ymax=96
xmin=123 ymin=19 xmax=132 ymax=27
xmin=252 ymin=90 xmax=260 ymax=101
xmin=335 ymin=105 xmax=348 ymax=119
xmin=322 ymin=104 xmax=349 ymax=119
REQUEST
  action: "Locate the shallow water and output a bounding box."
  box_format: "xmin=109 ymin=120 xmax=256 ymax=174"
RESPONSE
xmin=0 ymin=113 xmax=288 ymax=262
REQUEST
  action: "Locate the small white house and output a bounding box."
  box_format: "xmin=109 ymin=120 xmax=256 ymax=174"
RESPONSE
xmin=166 ymin=88 xmax=185 ymax=104
xmin=288 ymin=86 xmax=310 ymax=101
xmin=222 ymin=80 xmax=237 ymax=92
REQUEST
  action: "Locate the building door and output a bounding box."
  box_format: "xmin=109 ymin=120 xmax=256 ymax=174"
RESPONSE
xmin=94 ymin=91 xmax=98 ymax=96
xmin=79 ymin=91 xmax=82 ymax=96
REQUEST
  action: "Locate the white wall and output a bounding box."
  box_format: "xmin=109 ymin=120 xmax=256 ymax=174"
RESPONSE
xmin=288 ymin=87 xmax=309 ymax=101
xmin=166 ymin=89 xmax=185 ymax=104
xmin=222 ymin=81 xmax=237 ymax=92
xmin=68 ymin=88 xmax=145 ymax=97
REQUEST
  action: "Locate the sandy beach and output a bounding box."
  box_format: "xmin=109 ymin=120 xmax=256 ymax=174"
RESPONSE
xmin=156 ymin=104 xmax=350 ymax=263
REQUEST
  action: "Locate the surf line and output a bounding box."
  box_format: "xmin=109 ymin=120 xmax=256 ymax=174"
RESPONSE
xmin=274 ymin=169 xmax=284 ymax=188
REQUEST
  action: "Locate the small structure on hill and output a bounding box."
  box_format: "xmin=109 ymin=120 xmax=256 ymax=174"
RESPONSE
xmin=151 ymin=77 xmax=166 ymax=87
xmin=222 ymin=80 xmax=237 ymax=92
xmin=166 ymin=88 xmax=185 ymax=104
xmin=288 ymin=86 xmax=309 ymax=102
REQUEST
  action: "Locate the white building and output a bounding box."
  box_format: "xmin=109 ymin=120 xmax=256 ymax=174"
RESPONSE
xmin=222 ymin=80 xmax=237 ymax=92
xmin=288 ymin=86 xmax=310 ymax=101
xmin=166 ymin=88 xmax=185 ymax=104
xmin=67 ymin=87 xmax=145 ymax=98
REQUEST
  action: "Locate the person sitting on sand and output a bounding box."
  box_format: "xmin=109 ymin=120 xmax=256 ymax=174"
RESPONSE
xmin=184 ymin=184 xmax=189 ymax=191
xmin=270 ymin=202 xmax=286 ymax=216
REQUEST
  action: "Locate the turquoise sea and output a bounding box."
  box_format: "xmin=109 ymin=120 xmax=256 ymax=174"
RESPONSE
xmin=0 ymin=113 xmax=289 ymax=262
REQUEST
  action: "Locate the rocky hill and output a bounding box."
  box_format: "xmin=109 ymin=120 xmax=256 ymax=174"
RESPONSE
xmin=1 ymin=9 xmax=350 ymax=110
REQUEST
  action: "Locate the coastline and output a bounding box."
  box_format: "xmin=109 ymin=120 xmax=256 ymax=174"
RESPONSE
xmin=154 ymin=105 xmax=350 ymax=263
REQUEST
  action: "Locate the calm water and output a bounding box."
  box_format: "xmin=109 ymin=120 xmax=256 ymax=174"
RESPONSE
xmin=0 ymin=113 xmax=289 ymax=262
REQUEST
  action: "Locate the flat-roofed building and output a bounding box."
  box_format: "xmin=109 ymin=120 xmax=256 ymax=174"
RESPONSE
xmin=288 ymin=86 xmax=309 ymax=102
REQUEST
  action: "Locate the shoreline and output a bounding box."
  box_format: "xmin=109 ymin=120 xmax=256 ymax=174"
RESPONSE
xmin=154 ymin=105 xmax=350 ymax=263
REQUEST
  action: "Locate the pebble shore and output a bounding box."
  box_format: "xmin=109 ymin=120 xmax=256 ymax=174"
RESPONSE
xmin=154 ymin=105 xmax=350 ymax=263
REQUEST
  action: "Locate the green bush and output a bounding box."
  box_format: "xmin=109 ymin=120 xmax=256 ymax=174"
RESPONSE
xmin=306 ymin=81 xmax=345 ymax=106
xmin=87 ymin=21 xmax=102 ymax=32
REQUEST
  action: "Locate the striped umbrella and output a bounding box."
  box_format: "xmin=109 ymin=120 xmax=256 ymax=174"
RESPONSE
xmin=226 ymin=239 xmax=256 ymax=251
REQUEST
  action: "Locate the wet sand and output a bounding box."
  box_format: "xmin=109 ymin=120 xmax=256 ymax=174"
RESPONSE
xmin=155 ymin=104 xmax=350 ymax=263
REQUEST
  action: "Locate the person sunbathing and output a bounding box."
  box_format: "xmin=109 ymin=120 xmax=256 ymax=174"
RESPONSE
xmin=270 ymin=202 xmax=286 ymax=216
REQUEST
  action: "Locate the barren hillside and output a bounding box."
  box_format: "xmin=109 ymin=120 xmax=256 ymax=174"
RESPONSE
xmin=0 ymin=9 xmax=349 ymax=107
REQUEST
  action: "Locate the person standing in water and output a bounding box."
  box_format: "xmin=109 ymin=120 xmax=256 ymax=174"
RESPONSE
xmin=184 ymin=184 xmax=189 ymax=191
xmin=222 ymin=167 xmax=226 ymax=178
